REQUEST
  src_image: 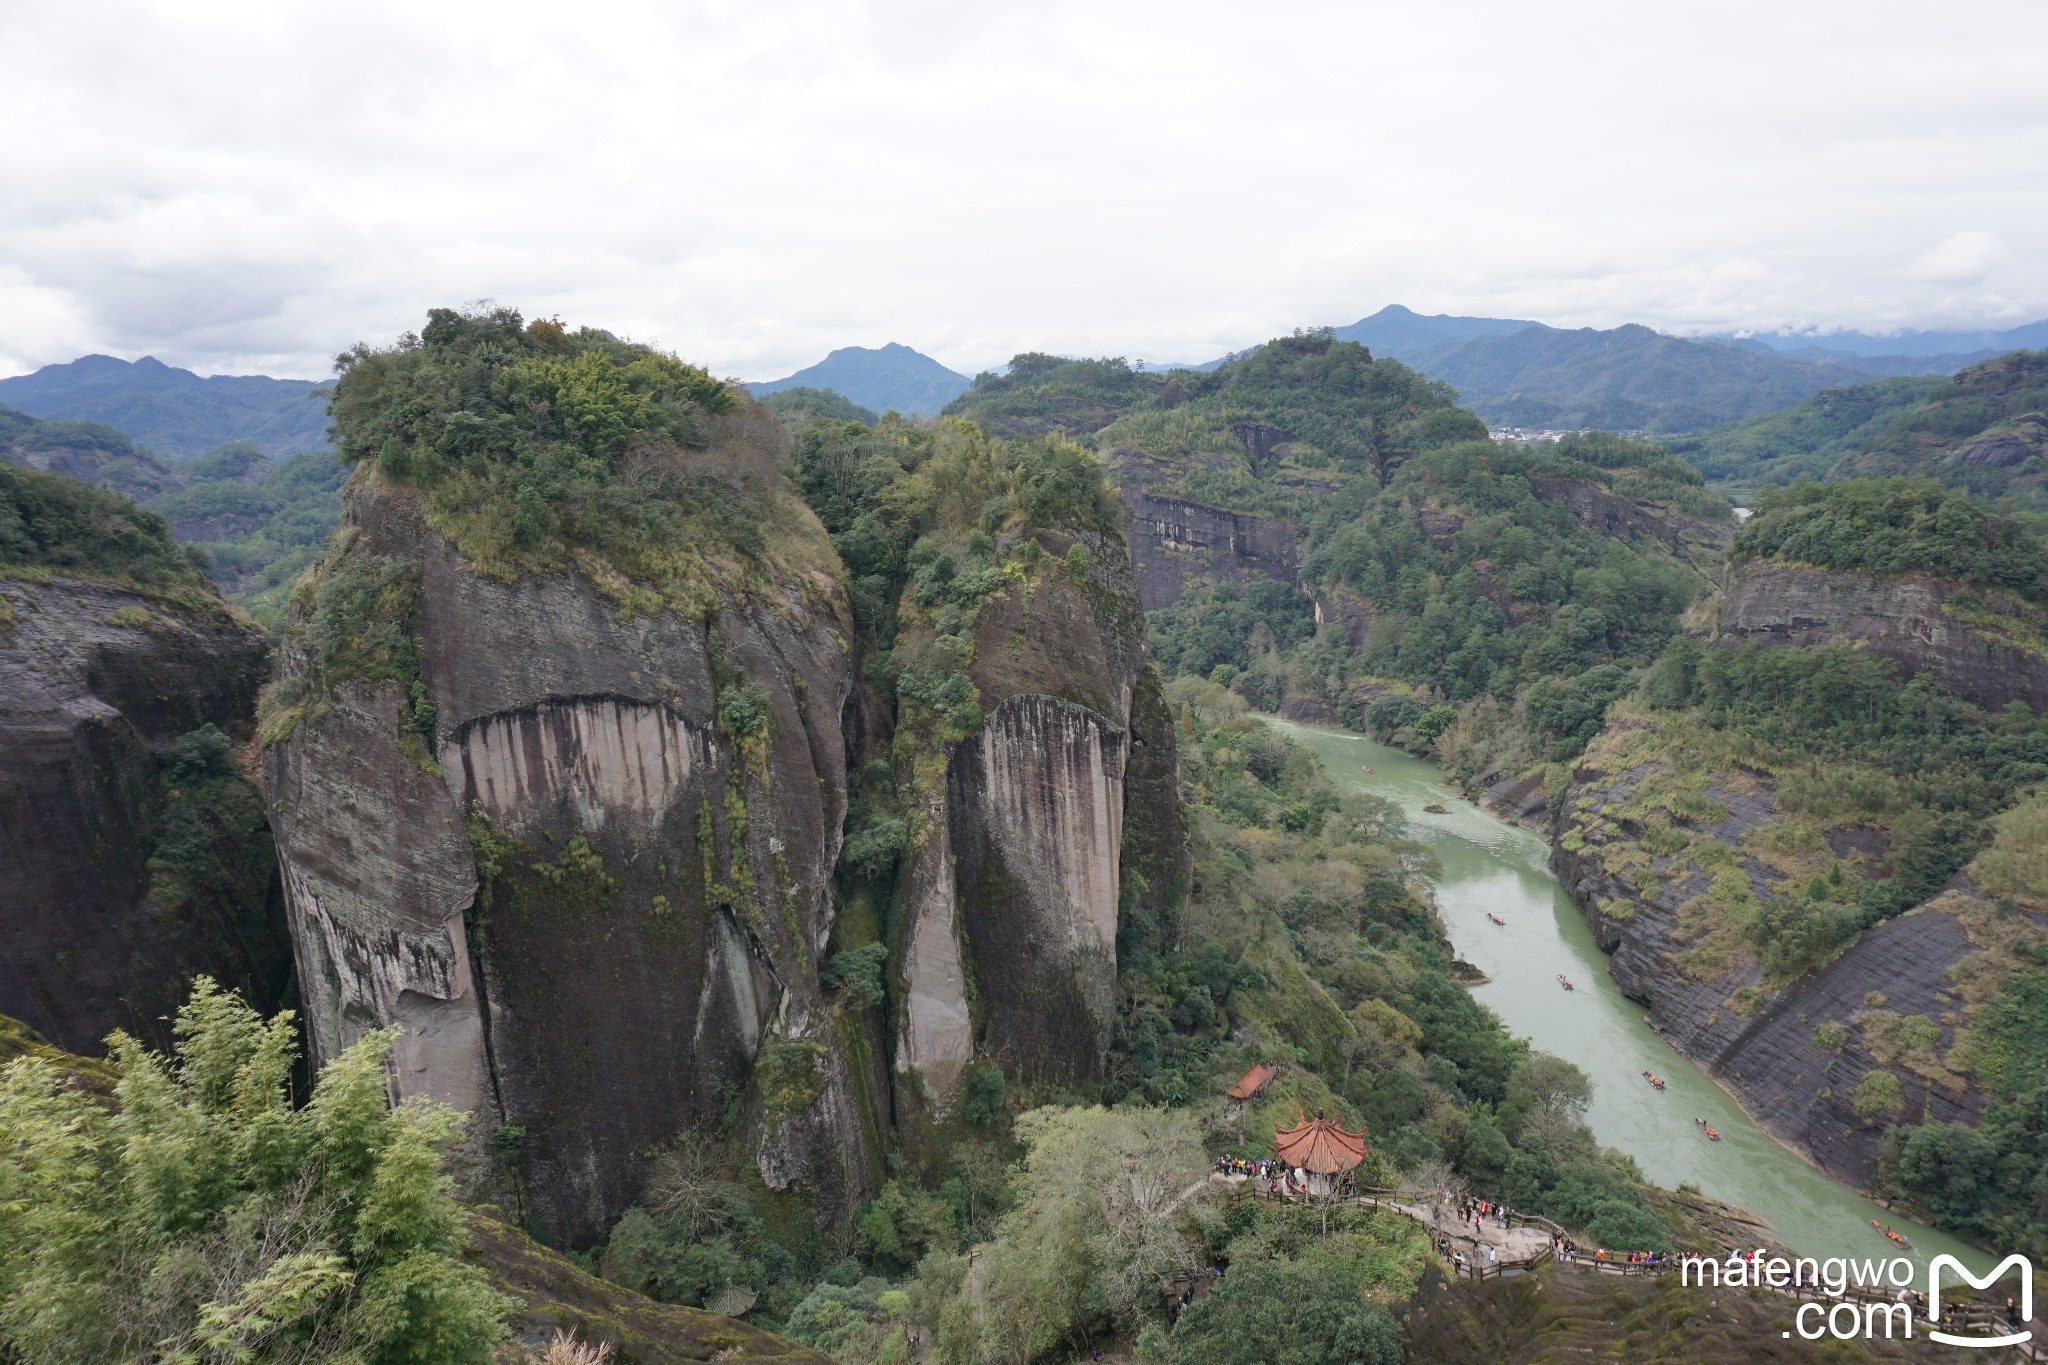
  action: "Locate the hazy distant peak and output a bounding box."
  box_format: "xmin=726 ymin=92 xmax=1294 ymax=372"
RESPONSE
xmin=747 ymin=342 xmax=970 ymax=418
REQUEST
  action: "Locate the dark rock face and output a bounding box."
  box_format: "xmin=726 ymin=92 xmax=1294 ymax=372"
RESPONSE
xmin=894 ymin=526 xmax=1188 ymax=1105
xmin=1416 ymin=508 xmax=1466 ymax=550
xmin=0 ymin=577 xmax=285 ymax=1053
xmin=1719 ymin=561 xmax=2048 ymax=711
xmin=1231 ymin=424 xmax=1292 ymax=471
xmin=1276 ymin=691 xmax=1341 ymax=725
xmin=1118 ymin=488 xmax=1300 ymax=611
xmin=1553 ymin=824 xmax=1988 ymax=1185
xmin=1529 ymin=475 xmax=1662 ymax=547
xmin=1953 ymin=432 xmax=2035 ymax=468
xmin=265 ymin=479 xmax=882 ymax=1244
xmin=948 ymin=694 xmax=1127 ymax=1084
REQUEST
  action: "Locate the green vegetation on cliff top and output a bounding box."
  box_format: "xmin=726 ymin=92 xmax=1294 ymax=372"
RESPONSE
xmin=949 ymin=331 xmax=1486 ymax=484
xmin=327 ymin=304 xmax=823 ymax=617
xmin=1732 ymin=476 xmax=2048 ymax=600
xmin=1676 ymin=348 xmax=2048 ymax=504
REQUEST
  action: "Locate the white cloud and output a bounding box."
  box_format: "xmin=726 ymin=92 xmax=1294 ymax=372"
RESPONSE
xmin=2 ymin=0 xmax=2045 ymax=379
xmin=1908 ymin=231 xmax=2007 ymax=286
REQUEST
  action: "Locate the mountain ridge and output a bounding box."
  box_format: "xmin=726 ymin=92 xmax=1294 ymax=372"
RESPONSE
xmin=745 ymin=341 xmax=969 ymax=417
xmin=0 ymin=353 xmax=333 ymax=459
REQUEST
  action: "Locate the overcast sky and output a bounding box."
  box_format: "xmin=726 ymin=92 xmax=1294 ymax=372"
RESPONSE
xmin=4 ymin=0 xmax=2045 ymax=381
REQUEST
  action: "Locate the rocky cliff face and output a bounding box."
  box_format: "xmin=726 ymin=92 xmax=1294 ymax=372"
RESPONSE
xmin=1719 ymin=560 xmax=2048 ymax=711
xmin=1119 ymin=488 xmax=1300 ymax=611
xmin=265 ymin=476 xmax=883 ymax=1243
xmin=0 ymin=575 xmax=287 ymax=1053
xmin=892 ymin=526 xmax=1189 ymax=1110
xmin=1550 ymin=745 xmax=2006 ymax=1185
xmin=1104 ymin=445 xmax=1300 ymax=611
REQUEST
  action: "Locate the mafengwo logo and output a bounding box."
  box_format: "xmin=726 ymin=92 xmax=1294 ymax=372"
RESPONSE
xmin=1686 ymin=1249 xmax=2035 ymax=1345
xmin=1927 ymin=1254 xmax=2032 ymax=1349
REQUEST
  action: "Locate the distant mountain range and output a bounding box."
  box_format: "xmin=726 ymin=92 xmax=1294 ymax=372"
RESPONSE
xmin=0 ymin=355 xmax=332 ymax=459
xmin=1722 ymin=319 xmax=2048 ymax=359
xmin=745 ymin=343 xmax=970 ymax=418
xmin=1313 ymin=304 xmax=2043 ymax=433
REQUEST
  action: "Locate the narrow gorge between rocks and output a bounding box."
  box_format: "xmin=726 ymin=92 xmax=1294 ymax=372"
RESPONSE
xmin=1265 ymin=716 xmax=2000 ymax=1277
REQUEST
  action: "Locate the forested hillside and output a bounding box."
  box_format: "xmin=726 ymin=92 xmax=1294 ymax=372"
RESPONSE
xmin=1675 ymin=349 xmax=2048 ymax=503
xmin=946 ymin=333 xmax=1733 ymax=789
xmin=2 ymin=403 xmax=345 ymax=626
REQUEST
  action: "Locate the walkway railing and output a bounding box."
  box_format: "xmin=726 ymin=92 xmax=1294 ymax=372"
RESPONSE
xmin=1221 ymin=1176 xmax=2041 ymax=1351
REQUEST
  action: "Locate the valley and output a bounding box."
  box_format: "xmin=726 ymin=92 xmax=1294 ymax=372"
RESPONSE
xmin=4 ymin=304 xmax=2046 ymax=1363
xmin=1269 ymin=717 xmax=1991 ymax=1275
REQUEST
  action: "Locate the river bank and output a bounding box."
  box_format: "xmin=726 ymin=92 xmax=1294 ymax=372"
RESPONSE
xmin=1261 ymin=715 xmax=1998 ymax=1276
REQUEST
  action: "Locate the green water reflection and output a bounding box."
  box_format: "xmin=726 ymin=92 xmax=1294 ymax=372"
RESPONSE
xmin=1265 ymin=716 xmax=1996 ymax=1274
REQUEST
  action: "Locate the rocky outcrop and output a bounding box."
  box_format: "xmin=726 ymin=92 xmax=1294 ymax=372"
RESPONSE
xmin=1103 ymin=444 xmax=1302 ymax=611
xmin=1118 ymin=488 xmax=1299 ymax=611
xmin=1552 ymin=784 xmax=1993 ymax=1185
xmin=1549 ymin=703 xmax=2048 ymax=1190
xmin=1718 ymin=560 xmax=2048 ymax=711
xmin=1276 ymin=691 xmax=1341 ymax=725
xmin=892 ymin=526 xmax=1188 ymax=1106
xmin=0 ymin=576 xmax=287 ymax=1053
xmin=265 ymin=476 xmax=882 ymax=1244
xmin=948 ymin=694 xmax=1126 ymax=1081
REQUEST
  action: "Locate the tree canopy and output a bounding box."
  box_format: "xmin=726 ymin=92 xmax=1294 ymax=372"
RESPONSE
xmin=1734 ymin=477 xmax=2048 ymax=601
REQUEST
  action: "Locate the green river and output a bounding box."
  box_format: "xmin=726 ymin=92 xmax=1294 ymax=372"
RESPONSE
xmin=1265 ymin=716 xmax=1999 ymax=1274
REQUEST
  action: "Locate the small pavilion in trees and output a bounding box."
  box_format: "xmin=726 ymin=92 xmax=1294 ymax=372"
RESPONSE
xmin=1274 ymin=1114 xmax=1370 ymax=1232
xmin=1226 ymin=1063 xmax=1278 ymax=1109
xmin=1226 ymin=1063 xmax=1279 ymax=1141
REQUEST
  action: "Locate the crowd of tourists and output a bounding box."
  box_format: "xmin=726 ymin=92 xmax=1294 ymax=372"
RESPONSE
xmin=1435 ymin=1185 xmax=1522 ymax=1237
xmin=1554 ymin=1237 xmax=1664 ymax=1270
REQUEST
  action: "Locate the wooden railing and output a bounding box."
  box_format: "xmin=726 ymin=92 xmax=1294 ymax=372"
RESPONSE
xmin=1223 ymin=1177 xmax=2041 ymax=1350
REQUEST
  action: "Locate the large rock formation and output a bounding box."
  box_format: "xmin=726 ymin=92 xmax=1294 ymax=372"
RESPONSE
xmin=892 ymin=526 xmax=1189 ymax=1110
xmin=1718 ymin=560 xmax=2048 ymax=711
xmin=0 ymin=574 xmax=286 ymax=1052
xmin=1104 ymin=445 xmax=1301 ymax=611
xmin=265 ymin=475 xmax=883 ymax=1243
xmin=1551 ymin=746 xmax=2012 ymax=1184
xmin=1119 ymin=488 xmax=1301 ymax=611
xmin=1551 ymin=555 xmax=2048 ymax=1188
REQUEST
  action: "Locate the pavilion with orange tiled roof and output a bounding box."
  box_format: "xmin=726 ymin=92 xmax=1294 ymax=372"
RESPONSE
xmin=1226 ymin=1063 xmax=1278 ymax=1106
xmin=1274 ymin=1114 xmax=1369 ymax=1199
